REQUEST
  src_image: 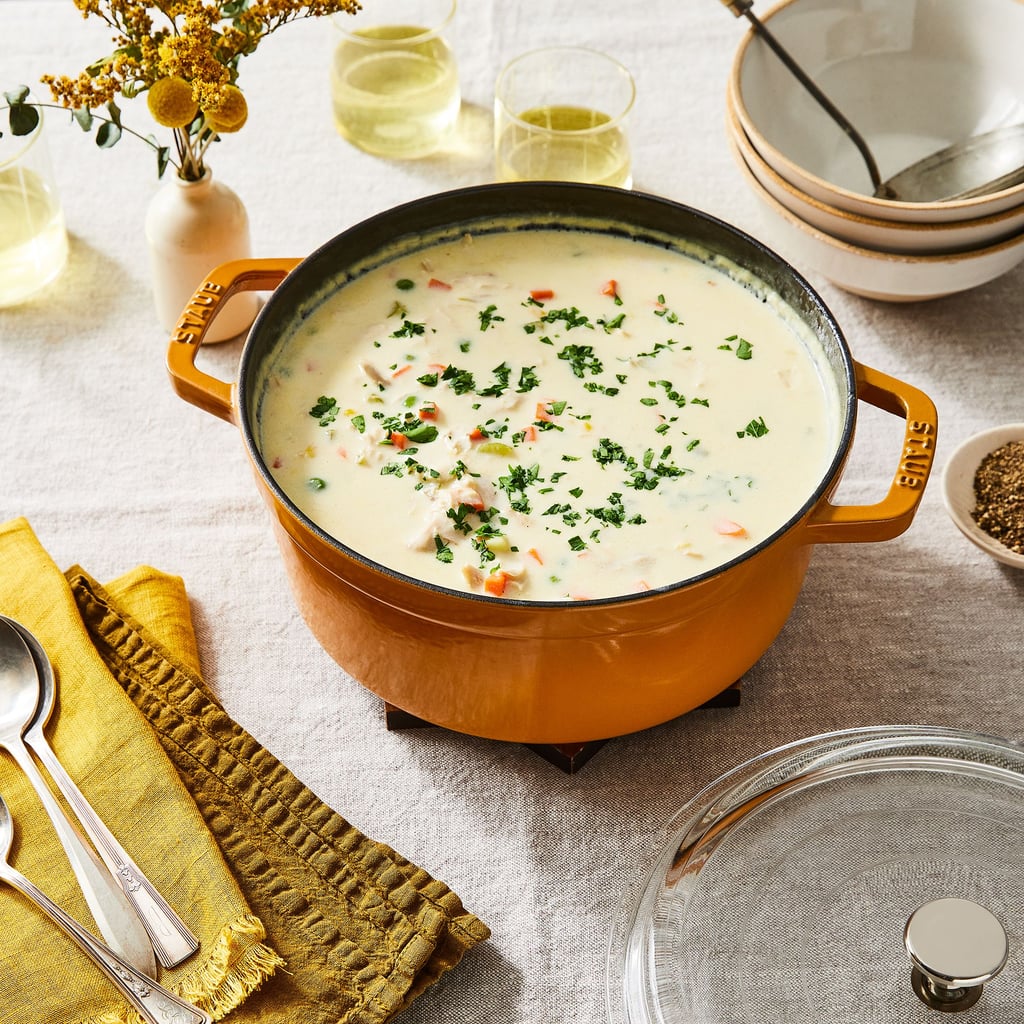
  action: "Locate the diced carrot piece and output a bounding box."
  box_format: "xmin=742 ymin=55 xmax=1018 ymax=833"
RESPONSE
xmin=602 ymin=279 xmax=619 ymax=297
xmin=484 ymin=571 xmax=510 ymax=596
xmin=527 ymin=548 xmax=544 ymax=565
xmin=390 ymin=432 xmax=409 ymax=450
xmin=391 ymin=364 xmax=412 ymax=378
xmin=535 ymin=402 xmax=553 ymax=422
xmin=715 ymin=518 xmax=747 ymax=537
xmin=419 ymin=402 xmax=438 ymax=420
xmin=428 ymin=363 xmax=448 ymax=373
xmin=522 ymin=425 xmax=538 ymax=442
xmin=428 ymin=278 xmax=452 ymax=289
xmin=336 ymin=447 xmax=348 ymax=459
xmin=530 ymin=288 xmax=554 ymax=301
xmin=469 ymin=427 xmax=487 ymax=442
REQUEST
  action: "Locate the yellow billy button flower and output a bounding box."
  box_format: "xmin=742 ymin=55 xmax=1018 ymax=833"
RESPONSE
xmin=146 ymin=76 xmax=198 ymax=128
xmin=204 ymin=84 xmax=248 ymax=134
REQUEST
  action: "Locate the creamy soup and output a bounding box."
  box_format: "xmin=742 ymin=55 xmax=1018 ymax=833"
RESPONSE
xmin=257 ymin=228 xmax=841 ymax=601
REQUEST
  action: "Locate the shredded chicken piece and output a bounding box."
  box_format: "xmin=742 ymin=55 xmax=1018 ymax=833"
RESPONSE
xmin=461 ymin=565 xmax=484 ymax=589
xmin=358 ymin=361 xmax=386 ymax=385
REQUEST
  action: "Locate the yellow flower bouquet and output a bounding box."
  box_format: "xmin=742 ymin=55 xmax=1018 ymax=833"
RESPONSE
xmin=5 ymin=0 xmax=362 ymax=180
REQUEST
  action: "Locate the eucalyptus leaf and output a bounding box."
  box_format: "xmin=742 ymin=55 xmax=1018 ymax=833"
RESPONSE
xmin=3 ymin=85 xmax=30 ymax=106
xmin=156 ymin=145 xmax=171 ymax=178
xmin=105 ymin=99 xmax=122 ymax=128
xmin=95 ymin=121 xmax=122 ymax=148
xmin=72 ymin=107 xmax=94 ymax=132
xmin=9 ymin=104 xmax=39 ymax=136
xmin=85 ymin=56 xmax=112 ymax=77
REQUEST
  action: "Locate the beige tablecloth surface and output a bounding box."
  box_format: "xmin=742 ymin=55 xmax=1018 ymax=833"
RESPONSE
xmin=2 ymin=2 xmax=1023 ymax=1021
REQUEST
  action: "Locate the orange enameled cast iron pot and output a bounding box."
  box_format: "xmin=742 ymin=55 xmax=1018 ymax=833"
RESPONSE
xmin=167 ymin=184 xmax=937 ymax=744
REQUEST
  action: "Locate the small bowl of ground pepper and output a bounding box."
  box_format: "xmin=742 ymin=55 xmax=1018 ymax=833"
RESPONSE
xmin=943 ymin=424 xmax=1024 ymax=570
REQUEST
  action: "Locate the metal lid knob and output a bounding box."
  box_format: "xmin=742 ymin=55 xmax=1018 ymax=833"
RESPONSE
xmin=904 ymin=898 xmax=1009 ymax=1012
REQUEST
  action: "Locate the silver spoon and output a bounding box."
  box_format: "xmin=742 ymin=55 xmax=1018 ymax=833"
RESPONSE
xmin=0 ymin=617 xmax=156 ymax=977
xmin=721 ymin=0 xmax=1024 ymax=202
xmin=3 ymin=615 xmax=200 ymax=968
xmin=0 ymin=791 xmax=211 ymax=1024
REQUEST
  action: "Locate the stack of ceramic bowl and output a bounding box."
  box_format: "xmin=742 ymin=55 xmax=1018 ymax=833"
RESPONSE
xmin=726 ymin=0 xmax=1024 ymax=302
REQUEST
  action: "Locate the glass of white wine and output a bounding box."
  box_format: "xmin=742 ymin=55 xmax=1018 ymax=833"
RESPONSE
xmin=330 ymin=0 xmax=460 ymax=159
xmin=0 ymin=102 xmax=68 ymax=307
xmin=494 ymin=47 xmax=635 ymax=189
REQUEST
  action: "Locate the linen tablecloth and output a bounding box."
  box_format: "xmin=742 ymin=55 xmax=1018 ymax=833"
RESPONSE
xmin=2 ymin=2 xmax=1023 ymax=1021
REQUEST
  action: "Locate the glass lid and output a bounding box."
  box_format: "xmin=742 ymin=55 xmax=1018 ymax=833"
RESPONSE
xmin=608 ymin=726 xmax=1024 ymax=1024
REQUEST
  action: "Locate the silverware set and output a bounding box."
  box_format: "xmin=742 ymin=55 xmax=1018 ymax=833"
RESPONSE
xmin=0 ymin=614 xmax=210 ymax=1024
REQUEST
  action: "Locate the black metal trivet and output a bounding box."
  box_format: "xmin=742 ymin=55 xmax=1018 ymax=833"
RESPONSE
xmin=383 ymin=680 xmax=741 ymax=774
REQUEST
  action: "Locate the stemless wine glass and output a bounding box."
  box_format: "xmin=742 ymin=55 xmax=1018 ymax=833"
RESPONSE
xmin=0 ymin=103 xmax=68 ymax=307
xmin=330 ymin=0 xmax=460 ymax=159
xmin=494 ymin=46 xmax=636 ymax=188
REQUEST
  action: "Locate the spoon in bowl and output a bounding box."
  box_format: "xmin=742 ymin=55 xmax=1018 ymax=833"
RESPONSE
xmin=720 ymin=0 xmax=1024 ymax=202
xmin=0 ymin=616 xmax=156 ymax=976
xmin=3 ymin=615 xmax=200 ymax=968
xmin=0 ymin=791 xmax=211 ymax=1024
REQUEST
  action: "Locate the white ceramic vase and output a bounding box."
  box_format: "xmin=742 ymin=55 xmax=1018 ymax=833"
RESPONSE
xmin=144 ymin=169 xmax=259 ymax=343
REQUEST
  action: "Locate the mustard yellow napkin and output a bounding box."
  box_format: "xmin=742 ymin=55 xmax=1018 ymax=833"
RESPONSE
xmin=0 ymin=518 xmax=489 ymax=1023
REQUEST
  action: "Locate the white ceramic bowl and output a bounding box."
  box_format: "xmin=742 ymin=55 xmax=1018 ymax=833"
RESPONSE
xmin=942 ymin=424 xmax=1024 ymax=571
xmin=729 ymin=0 xmax=1024 ymax=223
xmin=729 ymin=134 xmax=1024 ymax=301
xmin=726 ymin=97 xmax=1024 ymax=254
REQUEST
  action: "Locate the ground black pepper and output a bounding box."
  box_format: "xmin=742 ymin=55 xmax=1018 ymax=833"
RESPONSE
xmin=972 ymin=440 xmax=1024 ymax=555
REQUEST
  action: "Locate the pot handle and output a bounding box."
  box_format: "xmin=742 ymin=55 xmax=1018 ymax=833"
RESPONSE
xmin=166 ymin=257 xmax=302 ymax=424
xmin=804 ymin=361 xmax=937 ymax=544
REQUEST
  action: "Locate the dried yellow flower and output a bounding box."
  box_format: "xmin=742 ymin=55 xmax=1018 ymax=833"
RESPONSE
xmin=39 ymin=0 xmax=364 ymax=180
xmin=204 ymin=84 xmax=247 ymax=133
xmin=147 ymin=76 xmax=198 ymax=128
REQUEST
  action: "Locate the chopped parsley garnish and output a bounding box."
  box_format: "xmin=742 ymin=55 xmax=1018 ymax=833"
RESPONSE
xmin=558 ymin=343 xmax=603 ymax=378
xmin=379 ymin=412 xmax=439 ymax=444
xmin=730 ymin=335 xmax=754 ymax=360
xmin=479 ymin=304 xmax=505 ymax=331
xmin=433 ymin=536 xmax=454 ymax=563
xmin=651 ymin=380 xmax=687 ymax=408
xmin=541 ymin=307 xmax=592 ymax=330
xmin=587 ymin=492 xmax=627 ymax=528
xmin=395 ymin=278 xmax=415 ymax=290
xmin=654 ymin=295 xmax=680 ymax=324
xmin=598 ymin=313 xmax=626 ymax=333
xmin=471 ymin=524 xmax=501 ymax=564
xmin=738 ymin=416 xmax=769 ymax=439
xmin=636 ymin=340 xmax=676 ymax=359
xmin=498 ymin=463 xmax=542 ymax=514
xmin=351 ymin=414 xmax=366 ymax=433
xmin=447 ymin=503 xmax=476 ymax=535
xmin=517 ymin=366 xmax=541 ymax=392
xmin=307 ymin=477 xmax=326 ymax=490
xmin=390 ymin=319 xmax=425 ymax=338
xmin=478 ymin=362 xmax=512 ymax=397
xmin=441 ymin=364 xmax=477 ymax=395
xmin=309 ymin=395 xmax=339 ymax=427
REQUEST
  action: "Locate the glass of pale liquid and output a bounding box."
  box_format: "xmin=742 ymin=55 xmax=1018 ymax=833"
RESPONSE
xmin=494 ymin=47 xmax=635 ymax=188
xmin=0 ymin=104 xmax=68 ymax=307
xmin=330 ymin=0 xmax=460 ymax=159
